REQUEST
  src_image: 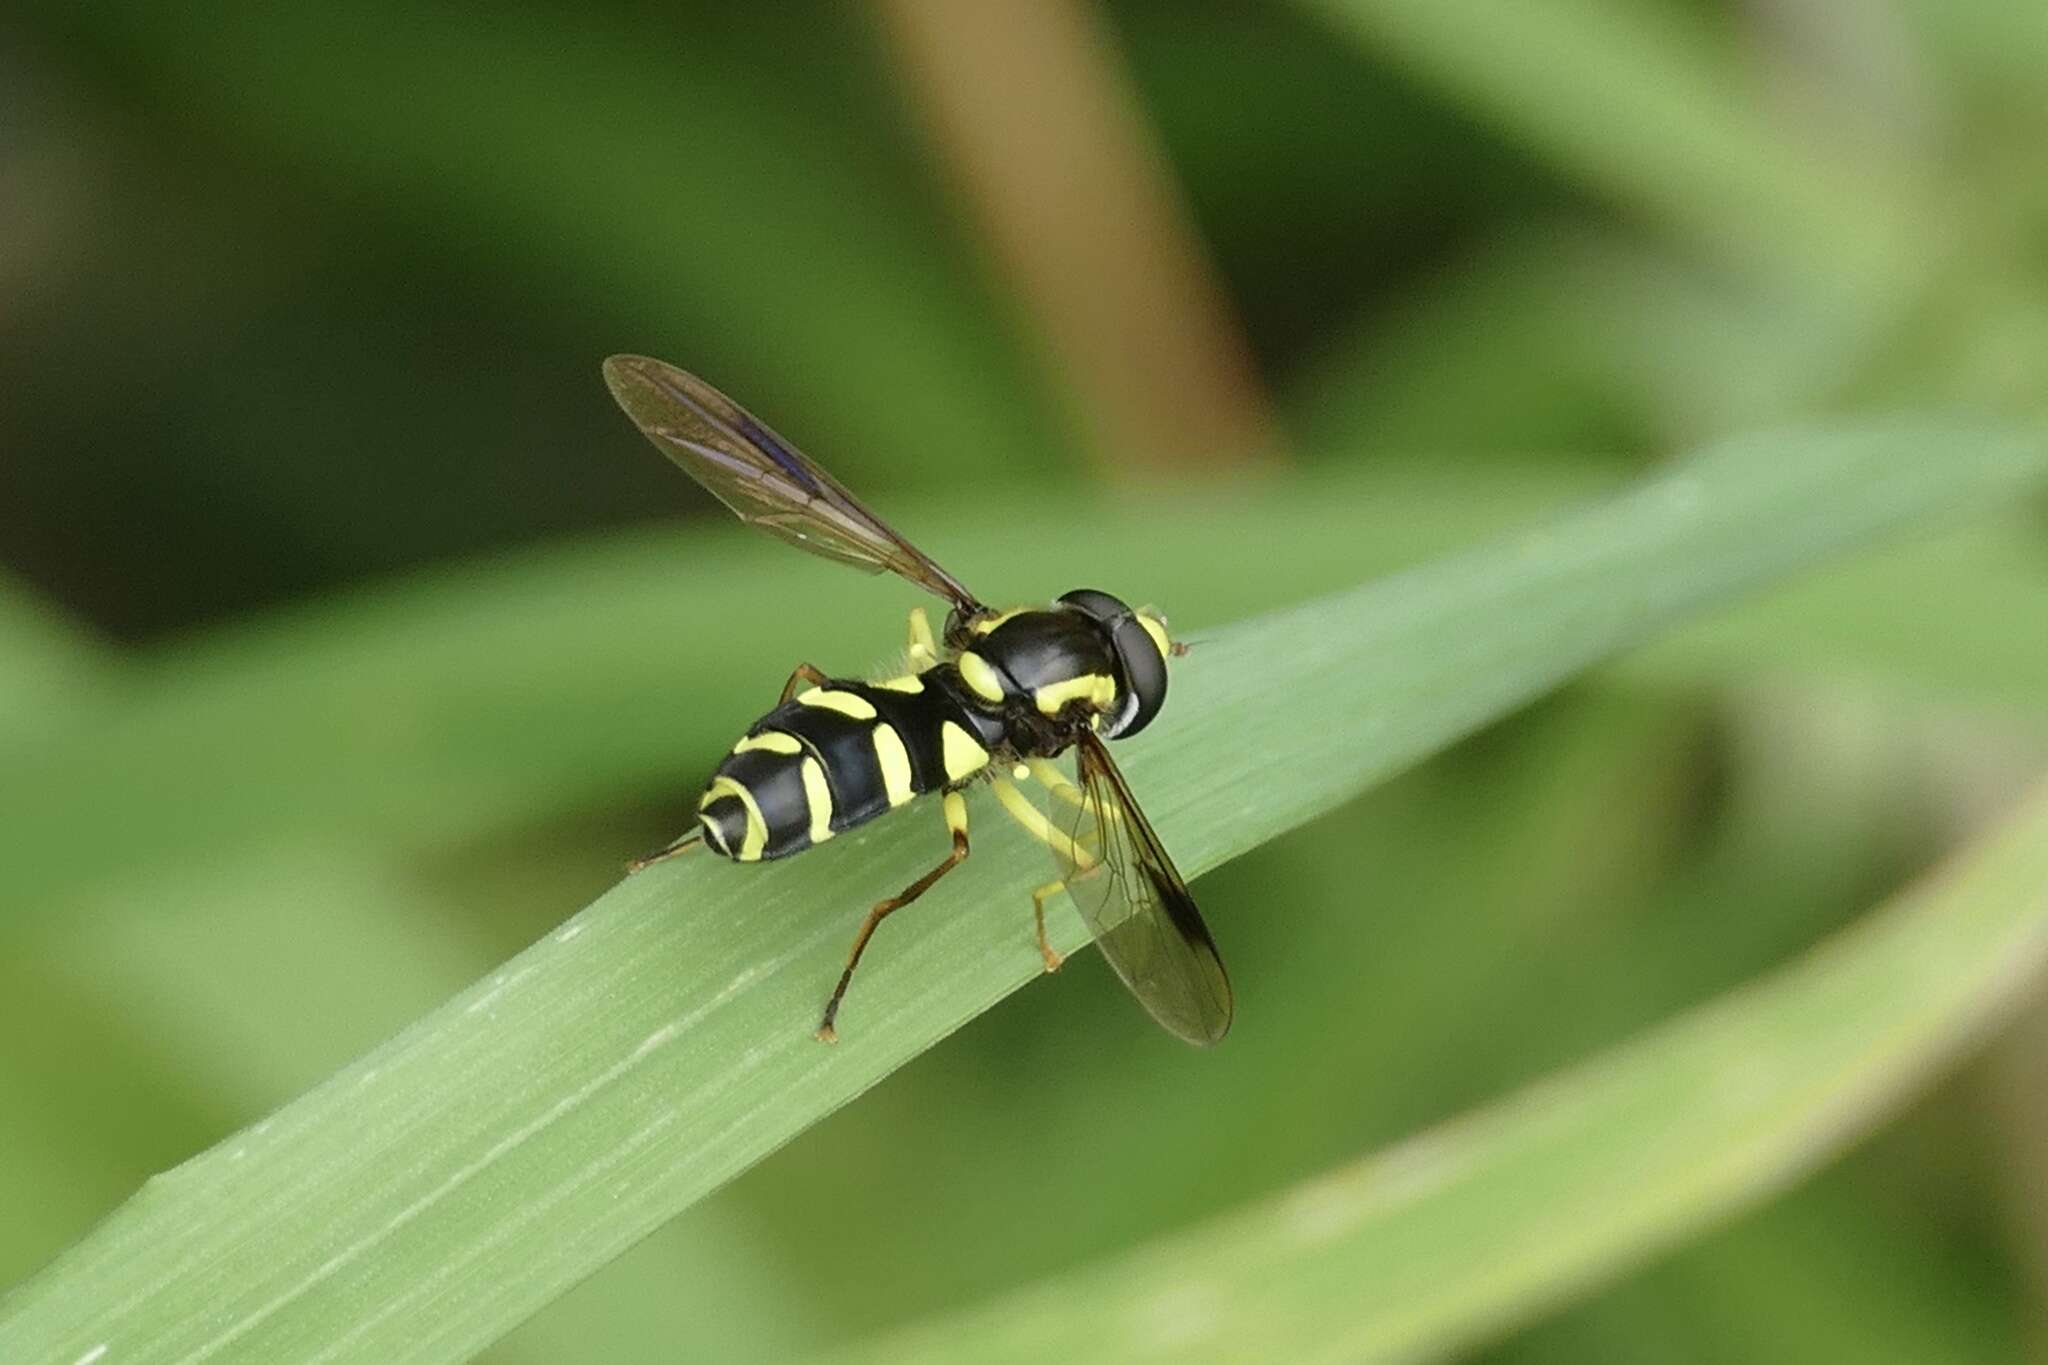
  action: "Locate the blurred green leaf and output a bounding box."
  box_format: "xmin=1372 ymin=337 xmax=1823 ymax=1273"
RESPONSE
xmin=0 ymin=574 xmax=116 ymax=743
xmin=1495 ymin=1151 xmax=2023 ymax=1365
xmin=1300 ymin=0 xmax=1924 ymax=304
xmin=0 ymin=418 xmax=2040 ymax=1364
xmin=1290 ymin=225 xmax=1830 ymax=455
xmin=24 ymin=1 xmax=1061 ymax=486
xmin=826 ymin=770 xmax=2048 ymax=1365
xmin=1895 ymin=0 xmax=2048 ymax=110
xmin=0 ymin=847 xmax=492 ymax=1287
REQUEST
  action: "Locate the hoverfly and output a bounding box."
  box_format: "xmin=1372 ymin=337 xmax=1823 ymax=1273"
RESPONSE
xmin=603 ymin=356 xmax=1231 ymax=1045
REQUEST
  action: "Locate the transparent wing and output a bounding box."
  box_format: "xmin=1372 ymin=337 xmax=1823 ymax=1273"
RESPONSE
xmin=1045 ymin=732 xmax=1232 ymax=1045
xmin=602 ymin=354 xmax=983 ymax=610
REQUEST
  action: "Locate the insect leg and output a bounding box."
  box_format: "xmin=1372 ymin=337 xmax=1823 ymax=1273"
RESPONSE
xmin=1030 ymin=881 xmax=1067 ymax=972
xmin=626 ymin=826 xmax=703 ymax=873
xmin=1020 ymin=760 xmax=1136 ymax=844
xmin=991 ymin=775 xmax=1106 ymax=972
xmin=816 ymin=790 xmax=970 ymax=1042
xmin=1023 ymin=758 xmax=1135 ymax=847
xmin=991 ymin=775 xmax=1090 ymax=866
xmin=905 ymin=607 xmax=940 ymax=671
xmin=778 ymin=662 xmax=831 ymax=704
xmin=1025 ymin=757 xmax=1085 ymax=809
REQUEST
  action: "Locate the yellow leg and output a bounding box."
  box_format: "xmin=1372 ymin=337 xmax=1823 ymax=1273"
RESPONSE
xmin=905 ymin=607 xmax=939 ymax=671
xmin=1022 ymin=758 xmax=1130 ymax=843
xmin=1026 ymin=757 xmax=1084 ymax=809
xmin=816 ymin=790 xmax=969 ymax=1042
xmin=991 ymin=775 xmax=1091 ymax=868
xmin=993 ymin=775 xmax=1107 ymax=974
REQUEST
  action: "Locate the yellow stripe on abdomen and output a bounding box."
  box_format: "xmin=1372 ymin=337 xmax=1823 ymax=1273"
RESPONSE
xmin=872 ymin=724 xmax=915 ymax=807
xmin=801 ymin=757 xmax=834 ymax=844
xmin=700 ymin=775 xmax=767 ymax=861
xmin=733 ymin=730 xmax=803 ymax=755
xmin=796 ymin=687 xmax=878 ymax=720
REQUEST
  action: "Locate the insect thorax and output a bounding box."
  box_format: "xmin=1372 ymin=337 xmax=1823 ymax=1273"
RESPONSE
xmin=948 ymin=607 xmax=1124 ymax=755
xmin=949 ymin=589 xmax=1174 ymax=747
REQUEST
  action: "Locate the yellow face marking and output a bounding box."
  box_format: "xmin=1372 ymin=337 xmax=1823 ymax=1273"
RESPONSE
xmin=733 ymin=730 xmax=803 ymax=755
xmin=796 ymin=687 xmax=878 ymax=720
xmin=872 ymin=724 xmax=916 ymax=806
xmin=1012 ymin=762 xmax=1030 ymax=781
xmin=873 ymin=674 xmax=925 ymax=693
xmin=969 ymin=606 xmax=1029 ymax=636
xmin=958 ymin=651 xmax=1007 ymax=704
xmin=801 ymin=757 xmax=834 ymax=844
xmin=1033 ymin=672 xmax=1116 ymax=717
xmin=940 ymin=721 xmax=989 ymax=782
xmin=1136 ymin=611 xmax=1172 ymax=659
xmin=701 ymin=775 xmax=767 ymax=861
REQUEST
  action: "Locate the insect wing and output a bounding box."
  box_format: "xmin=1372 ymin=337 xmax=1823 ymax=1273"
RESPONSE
xmin=1051 ymin=732 xmax=1232 ymax=1044
xmin=602 ymin=355 xmax=982 ymax=610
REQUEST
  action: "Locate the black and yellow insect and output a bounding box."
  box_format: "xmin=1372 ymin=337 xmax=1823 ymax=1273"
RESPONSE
xmin=603 ymin=355 xmax=1231 ymax=1045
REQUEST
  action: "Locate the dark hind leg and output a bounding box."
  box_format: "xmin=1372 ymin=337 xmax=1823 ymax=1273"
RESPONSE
xmin=816 ymin=791 xmax=970 ymax=1042
xmin=779 ymin=662 xmax=830 ymax=703
xmin=627 ymin=826 xmax=703 ymax=874
xmin=1031 ymin=880 xmax=1067 ymax=972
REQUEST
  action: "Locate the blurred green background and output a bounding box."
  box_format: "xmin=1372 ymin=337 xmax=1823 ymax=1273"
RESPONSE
xmin=6 ymin=1 xmax=2048 ymax=1361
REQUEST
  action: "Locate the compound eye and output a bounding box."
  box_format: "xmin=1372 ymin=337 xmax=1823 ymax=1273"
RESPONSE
xmin=1103 ymin=614 xmax=1169 ymax=738
xmin=1057 ymin=588 xmax=1133 ymax=623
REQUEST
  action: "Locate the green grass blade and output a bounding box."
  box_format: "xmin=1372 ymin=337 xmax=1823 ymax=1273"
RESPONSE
xmin=11 ymin=453 xmax=2047 ymax=928
xmin=0 ymin=463 xmax=1612 ymax=922
xmin=0 ymin=419 xmax=2041 ymax=1365
xmin=822 ymin=774 xmax=2048 ymax=1365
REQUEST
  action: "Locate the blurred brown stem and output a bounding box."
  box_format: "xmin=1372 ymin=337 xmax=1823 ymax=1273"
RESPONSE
xmin=1983 ymin=1000 xmax=2048 ymax=1359
xmin=874 ymin=0 xmax=1283 ymax=479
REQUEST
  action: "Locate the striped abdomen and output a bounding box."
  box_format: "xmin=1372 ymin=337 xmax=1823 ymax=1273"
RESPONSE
xmin=696 ymin=669 xmax=1007 ymax=862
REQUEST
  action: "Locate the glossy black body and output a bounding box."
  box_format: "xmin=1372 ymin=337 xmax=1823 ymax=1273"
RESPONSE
xmin=699 ymin=595 xmax=1163 ymax=862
